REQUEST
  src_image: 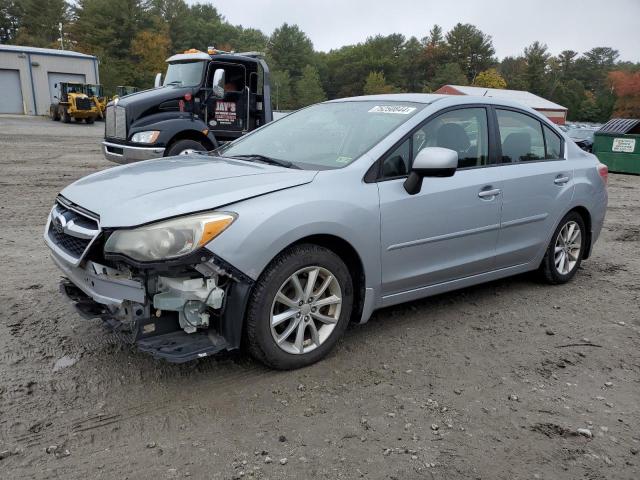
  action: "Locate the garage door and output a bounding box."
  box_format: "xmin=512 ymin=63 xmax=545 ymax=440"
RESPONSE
xmin=47 ymin=72 xmax=86 ymax=102
xmin=0 ymin=69 xmax=24 ymax=114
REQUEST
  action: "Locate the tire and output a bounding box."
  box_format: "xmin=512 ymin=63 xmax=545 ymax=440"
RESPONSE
xmin=61 ymin=108 xmax=70 ymax=123
xmin=49 ymin=106 xmax=59 ymax=121
xmin=538 ymin=211 xmax=586 ymax=284
xmin=85 ymin=117 xmax=95 ymax=124
xmin=166 ymin=139 xmax=207 ymax=156
xmin=246 ymin=244 xmax=354 ymax=370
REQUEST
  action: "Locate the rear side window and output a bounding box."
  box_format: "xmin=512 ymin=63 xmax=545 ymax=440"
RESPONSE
xmin=543 ymin=124 xmax=563 ymax=159
xmin=496 ymin=109 xmax=545 ymax=162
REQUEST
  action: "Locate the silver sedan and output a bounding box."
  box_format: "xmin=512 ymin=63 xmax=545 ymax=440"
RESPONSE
xmin=45 ymin=94 xmax=608 ymax=369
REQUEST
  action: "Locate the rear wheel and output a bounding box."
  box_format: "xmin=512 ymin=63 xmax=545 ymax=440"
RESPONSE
xmin=49 ymin=105 xmax=59 ymax=121
xmin=539 ymin=211 xmax=586 ymax=284
xmin=246 ymin=244 xmax=353 ymax=370
xmin=61 ymin=107 xmax=70 ymax=123
xmin=166 ymin=139 xmax=207 ymax=156
xmin=85 ymin=116 xmax=95 ymax=124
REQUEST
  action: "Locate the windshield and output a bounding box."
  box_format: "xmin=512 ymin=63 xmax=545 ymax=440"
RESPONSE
xmin=216 ymin=101 xmax=426 ymax=169
xmin=163 ymin=61 xmax=206 ymax=87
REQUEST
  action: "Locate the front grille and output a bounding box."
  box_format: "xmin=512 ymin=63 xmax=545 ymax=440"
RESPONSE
xmin=47 ymin=202 xmax=100 ymax=262
xmin=105 ymin=105 xmax=115 ymax=137
xmin=75 ymin=97 xmax=92 ymax=111
xmin=48 ymin=226 xmax=91 ymax=257
xmin=105 ymin=105 xmax=126 ymax=139
xmin=115 ymin=106 xmax=126 ymax=138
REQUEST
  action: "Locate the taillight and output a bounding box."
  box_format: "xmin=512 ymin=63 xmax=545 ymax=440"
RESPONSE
xmin=597 ymin=163 xmax=608 ymax=186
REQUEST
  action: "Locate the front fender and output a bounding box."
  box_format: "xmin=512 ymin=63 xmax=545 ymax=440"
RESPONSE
xmin=129 ymin=114 xmax=215 ymax=147
xmin=206 ymin=172 xmax=381 ymax=294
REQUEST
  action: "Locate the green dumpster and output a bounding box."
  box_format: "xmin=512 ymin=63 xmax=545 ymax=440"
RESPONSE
xmin=593 ymin=118 xmax=640 ymax=175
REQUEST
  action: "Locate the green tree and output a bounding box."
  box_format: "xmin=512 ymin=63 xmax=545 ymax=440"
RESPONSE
xmin=0 ymin=0 xmax=21 ymax=43
xmin=473 ymin=68 xmax=507 ymax=89
xmin=271 ymin=69 xmax=294 ymax=110
xmin=499 ymin=56 xmax=527 ymax=90
xmin=523 ymin=41 xmax=550 ymax=96
xmin=71 ymin=0 xmax=149 ymax=90
xmin=428 ymin=62 xmax=468 ymax=91
xmin=13 ymin=0 xmax=69 ymax=48
xmin=421 ymin=24 xmax=449 ymax=84
xmin=130 ymin=20 xmax=171 ymax=86
xmin=294 ymin=64 xmax=326 ymax=107
xmin=267 ymin=23 xmax=314 ymax=80
xmin=363 ymin=71 xmax=399 ymax=95
xmin=445 ymin=23 xmax=495 ymax=82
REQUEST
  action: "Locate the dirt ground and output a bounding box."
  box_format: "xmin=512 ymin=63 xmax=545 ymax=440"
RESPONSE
xmin=0 ymin=115 xmax=638 ymax=480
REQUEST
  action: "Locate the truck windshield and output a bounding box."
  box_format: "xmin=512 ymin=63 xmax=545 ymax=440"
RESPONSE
xmin=163 ymin=61 xmax=205 ymax=87
xmin=216 ymin=101 xmax=425 ymax=170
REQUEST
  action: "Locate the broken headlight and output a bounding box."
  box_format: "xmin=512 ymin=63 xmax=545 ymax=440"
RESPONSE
xmin=104 ymin=212 xmax=236 ymax=262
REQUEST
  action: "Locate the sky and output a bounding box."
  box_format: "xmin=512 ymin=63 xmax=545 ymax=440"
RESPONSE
xmin=202 ymin=0 xmax=640 ymax=61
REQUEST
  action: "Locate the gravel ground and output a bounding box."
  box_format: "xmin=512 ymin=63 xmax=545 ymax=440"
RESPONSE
xmin=0 ymin=115 xmax=639 ymax=480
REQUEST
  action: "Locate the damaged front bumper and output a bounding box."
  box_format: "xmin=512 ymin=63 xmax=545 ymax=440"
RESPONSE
xmin=51 ymin=248 xmax=252 ymax=363
xmin=45 ymin=198 xmax=253 ymax=363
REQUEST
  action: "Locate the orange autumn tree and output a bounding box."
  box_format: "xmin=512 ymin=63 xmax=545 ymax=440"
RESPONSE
xmin=609 ymin=70 xmax=640 ymax=118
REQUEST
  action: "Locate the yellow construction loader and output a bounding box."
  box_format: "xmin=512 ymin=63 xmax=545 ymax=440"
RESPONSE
xmin=49 ymin=82 xmax=100 ymax=124
xmin=84 ymin=83 xmax=108 ymax=120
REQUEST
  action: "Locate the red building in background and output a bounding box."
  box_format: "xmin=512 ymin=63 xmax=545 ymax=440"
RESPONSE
xmin=435 ymin=85 xmax=568 ymax=125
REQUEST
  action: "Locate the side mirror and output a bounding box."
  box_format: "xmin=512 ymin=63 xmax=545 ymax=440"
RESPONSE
xmin=212 ymin=69 xmax=225 ymax=99
xmin=404 ymin=147 xmax=458 ymax=195
xmin=154 ymin=73 xmax=162 ymax=88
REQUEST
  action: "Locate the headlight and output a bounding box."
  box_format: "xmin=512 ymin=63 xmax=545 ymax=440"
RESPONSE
xmin=104 ymin=212 xmax=236 ymax=262
xmin=131 ymin=131 xmax=160 ymax=144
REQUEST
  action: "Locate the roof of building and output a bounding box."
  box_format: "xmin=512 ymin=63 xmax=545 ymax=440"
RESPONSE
xmin=328 ymin=93 xmax=450 ymax=104
xmin=597 ymin=118 xmax=640 ymax=135
xmin=0 ymin=44 xmax=96 ymax=59
xmin=438 ymin=85 xmax=567 ymax=111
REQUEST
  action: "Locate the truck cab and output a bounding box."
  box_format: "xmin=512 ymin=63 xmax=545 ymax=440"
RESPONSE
xmin=102 ymin=48 xmax=273 ymax=163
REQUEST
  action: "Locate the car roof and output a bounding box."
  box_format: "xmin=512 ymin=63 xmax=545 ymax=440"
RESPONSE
xmin=327 ymin=93 xmax=553 ymax=118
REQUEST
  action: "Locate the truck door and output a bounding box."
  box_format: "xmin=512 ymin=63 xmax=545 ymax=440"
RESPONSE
xmin=206 ymin=63 xmax=249 ymax=136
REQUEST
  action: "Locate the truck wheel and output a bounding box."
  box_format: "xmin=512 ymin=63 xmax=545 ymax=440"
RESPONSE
xmin=50 ymin=106 xmax=59 ymax=121
xmin=245 ymin=244 xmax=354 ymax=370
xmin=85 ymin=117 xmax=95 ymax=124
xmin=61 ymin=108 xmax=71 ymax=123
xmin=166 ymin=139 xmax=207 ymax=156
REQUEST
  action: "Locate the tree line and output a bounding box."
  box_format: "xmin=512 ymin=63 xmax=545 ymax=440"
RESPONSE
xmin=1 ymin=0 xmax=639 ymax=120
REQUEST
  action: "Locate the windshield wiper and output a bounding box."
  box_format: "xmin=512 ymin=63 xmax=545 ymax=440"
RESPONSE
xmin=230 ymin=154 xmax=301 ymax=169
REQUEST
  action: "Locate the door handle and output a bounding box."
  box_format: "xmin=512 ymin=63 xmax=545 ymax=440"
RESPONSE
xmin=554 ymin=175 xmax=570 ymax=185
xmin=478 ymin=188 xmax=501 ymax=199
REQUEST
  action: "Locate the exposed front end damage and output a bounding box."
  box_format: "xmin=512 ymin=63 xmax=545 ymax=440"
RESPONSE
xmin=45 ymin=197 xmax=252 ymax=363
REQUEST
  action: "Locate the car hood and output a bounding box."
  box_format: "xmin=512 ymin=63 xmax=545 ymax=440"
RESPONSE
xmin=60 ymin=155 xmax=317 ymax=227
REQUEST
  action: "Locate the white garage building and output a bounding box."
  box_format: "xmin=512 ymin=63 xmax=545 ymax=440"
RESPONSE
xmin=0 ymin=45 xmax=99 ymax=116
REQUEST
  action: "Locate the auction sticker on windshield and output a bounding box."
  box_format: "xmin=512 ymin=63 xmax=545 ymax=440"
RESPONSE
xmin=612 ymin=138 xmax=636 ymax=153
xmin=369 ymin=105 xmax=417 ymax=114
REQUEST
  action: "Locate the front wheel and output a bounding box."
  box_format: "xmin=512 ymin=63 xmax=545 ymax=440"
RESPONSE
xmin=246 ymin=244 xmax=354 ymax=370
xmin=61 ymin=108 xmax=70 ymax=123
xmin=85 ymin=116 xmax=95 ymax=124
xmin=166 ymin=139 xmax=207 ymax=156
xmin=539 ymin=211 xmax=586 ymax=284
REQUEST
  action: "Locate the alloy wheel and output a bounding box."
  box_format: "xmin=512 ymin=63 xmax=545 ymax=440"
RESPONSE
xmin=270 ymin=266 xmax=342 ymax=355
xmin=554 ymin=220 xmax=582 ymax=275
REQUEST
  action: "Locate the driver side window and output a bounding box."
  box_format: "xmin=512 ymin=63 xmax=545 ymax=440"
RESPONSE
xmin=413 ymin=108 xmax=489 ymax=168
xmin=379 ymin=107 xmax=490 ymax=179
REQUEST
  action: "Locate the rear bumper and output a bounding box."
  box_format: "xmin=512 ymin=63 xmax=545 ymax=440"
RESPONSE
xmin=102 ymin=141 xmax=165 ymax=164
